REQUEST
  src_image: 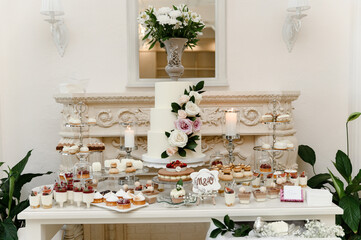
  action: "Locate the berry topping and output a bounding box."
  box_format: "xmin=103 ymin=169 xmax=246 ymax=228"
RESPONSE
xmin=225 ymin=187 xmax=234 ymax=194
xmin=166 ymin=160 xmax=187 ymax=169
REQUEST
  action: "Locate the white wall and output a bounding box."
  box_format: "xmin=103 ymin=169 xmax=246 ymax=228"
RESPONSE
xmin=0 ymin=0 xmax=351 ymax=192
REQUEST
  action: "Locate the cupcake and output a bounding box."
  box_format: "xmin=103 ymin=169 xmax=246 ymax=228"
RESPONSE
xmin=116 ymin=189 xmax=127 ymax=199
xmin=124 ymin=191 xmax=135 ymax=204
xmin=133 ymin=193 xmax=146 ymax=205
xmin=80 ymin=146 xmax=89 ymax=153
xmin=105 ymin=195 xmax=118 ymax=207
xmin=238 ymin=187 xmax=251 ymax=204
xmin=232 ymin=166 xmax=244 ymax=179
xmin=87 ymin=117 xmax=97 ymax=125
xmin=92 ymin=192 xmax=104 ymax=203
xmin=274 ymin=141 xmax=287 ymax=150
xmin=261 ymin=113 xmax=273 ymax=122
xmin=117 ymin=198 xmax=131 ymax=209
xmin=170 ymin=180 xmax=185 ymax=204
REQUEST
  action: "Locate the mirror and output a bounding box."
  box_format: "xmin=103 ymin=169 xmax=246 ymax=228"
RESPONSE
xmin=127 ymin=0 xmax=227 ymax=87
xmin=138 ymin=0 xmax=215 ymax=79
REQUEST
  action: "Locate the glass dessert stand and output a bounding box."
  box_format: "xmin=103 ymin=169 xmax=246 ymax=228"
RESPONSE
xmin=157 ymin=193 xmax=198 ymax=207
xmin=152 ymin=177 xmax=197 ymax=207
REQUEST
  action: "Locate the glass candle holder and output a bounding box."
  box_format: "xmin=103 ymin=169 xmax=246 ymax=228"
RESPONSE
xmin=221 ymin=109 xmax=240 ymax=164
xmin=120 ymin=121 xmax=138 ymax=159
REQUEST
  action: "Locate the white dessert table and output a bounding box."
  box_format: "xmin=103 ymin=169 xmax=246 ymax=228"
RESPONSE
xmin=18 ymin=197 xmax=342 ymax=240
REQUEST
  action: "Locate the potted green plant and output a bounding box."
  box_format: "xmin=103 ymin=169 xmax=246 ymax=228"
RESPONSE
xmin=0 ymin=150 xmax=52 ymax=240
xmin=298 ymin=112 xmax=361 ymax=239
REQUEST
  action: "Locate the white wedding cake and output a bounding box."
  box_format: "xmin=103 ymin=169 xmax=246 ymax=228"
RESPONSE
xmin=142 ymin=81 xmax=206 ymax=168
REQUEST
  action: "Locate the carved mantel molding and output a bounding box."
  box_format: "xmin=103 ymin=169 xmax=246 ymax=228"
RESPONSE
xmin=54 ymin=90 xmax=300 ymax=169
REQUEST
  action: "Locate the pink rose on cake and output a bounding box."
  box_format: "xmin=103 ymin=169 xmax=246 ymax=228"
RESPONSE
xmin=177 ymin=110 xmax=187 ymax=119
xmin=193 ymin=118 xmax=202 ymax=132
xmin=175 ymin=119 xmax=193 ymax=135
xmin=179 ymin=95 xmax=190 ymax=105
xmin=185 ymin=102 xmax=200 ymax=117
xmin=168 ymin=130 xmax=188 ymax=148
xmin=166 ymin=147 xmax=178 ymax=156
xmin=189 ymin=91 xmax=202 ymax=105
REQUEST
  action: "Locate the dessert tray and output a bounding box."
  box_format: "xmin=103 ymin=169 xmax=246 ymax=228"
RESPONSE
xmin=157 ymin=194 xmax=197 ymax=206
xmin=152 ymin=176 xmax=193 ymax=186
xmin=142 ymin=153 xmax=207 ymax=168
xmin=90 ymin=202 xmax=149 ymax=213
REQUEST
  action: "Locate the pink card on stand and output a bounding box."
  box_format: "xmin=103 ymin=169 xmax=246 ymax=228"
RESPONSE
xmin=280 ymin=186 xmax=304 ymax=202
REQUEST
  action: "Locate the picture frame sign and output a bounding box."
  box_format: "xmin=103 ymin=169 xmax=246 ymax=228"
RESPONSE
xmin=190 ymin=169 xmax=221 ymax=193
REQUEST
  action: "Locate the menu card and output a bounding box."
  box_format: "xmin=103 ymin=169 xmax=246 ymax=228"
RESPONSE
xmin=281 ymin=186 xmax=303 ymax=202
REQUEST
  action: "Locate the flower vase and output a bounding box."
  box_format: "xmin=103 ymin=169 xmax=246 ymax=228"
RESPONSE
xmin=163 ymin=38 xmax=187 ymax=81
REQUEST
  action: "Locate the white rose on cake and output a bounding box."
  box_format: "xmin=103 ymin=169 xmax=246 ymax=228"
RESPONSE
xmin=168 ymin=130 xmax=188 ymax=148
xmin=189 ymin=91 xmax=202 ymax=105
xmin=185 ymin=102 xmax=200 ymax=117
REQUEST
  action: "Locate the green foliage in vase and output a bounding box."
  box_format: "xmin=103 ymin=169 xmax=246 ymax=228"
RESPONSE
xmin=298 ymin=112 xmax=361 ymax=239
xmin=0 ymin=150 xmax=52 ymax=240
xmin=138 ymin=5 xmax=205 ymax=49
xmin=210 ymin=215 xmax=251 ymax=238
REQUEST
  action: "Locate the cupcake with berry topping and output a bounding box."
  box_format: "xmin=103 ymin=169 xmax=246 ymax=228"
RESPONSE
xmin=117 ymin=198 xmax=131 ymax=209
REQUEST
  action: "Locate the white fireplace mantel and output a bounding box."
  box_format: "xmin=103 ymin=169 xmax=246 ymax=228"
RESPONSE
xmin=54 ymin=90 xmax=300 ymax=169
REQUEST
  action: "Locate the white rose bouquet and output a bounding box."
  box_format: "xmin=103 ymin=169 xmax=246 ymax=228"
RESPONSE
xmin=161 ymin=81 xmax=205 ymax=158
xmin=138 ymin=5 xmax=205 ymax=49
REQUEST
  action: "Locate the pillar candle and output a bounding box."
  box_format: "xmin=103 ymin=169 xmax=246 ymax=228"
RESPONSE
xmin=124 ymin=128 xmax=135 ymax=148
xmin=226 ymin=111 xmax=237 ymax=136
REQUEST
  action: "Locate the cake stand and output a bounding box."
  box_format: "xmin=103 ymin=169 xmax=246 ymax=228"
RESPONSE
xmin=253 ymin=100 xmax=295 ymax=173
xmin=142 ymin=153 xmax=207 ymax=168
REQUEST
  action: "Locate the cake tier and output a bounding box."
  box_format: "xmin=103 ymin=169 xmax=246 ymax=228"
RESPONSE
xmin=155 ymin=81 xmax=192 ymax=108
xmin=147 ymin=130 xmax=202 ymax=159
xmin=150 ymin=108 xmax=176 ymax=131
xmin=158 ymin=168 xmax=194 ymax=182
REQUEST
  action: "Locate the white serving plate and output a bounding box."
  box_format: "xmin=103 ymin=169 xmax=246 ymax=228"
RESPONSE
xmin=90 ymin=202 xmax=149 ymax=213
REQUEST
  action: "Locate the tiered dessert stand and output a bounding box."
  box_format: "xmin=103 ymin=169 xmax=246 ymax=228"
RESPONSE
xmin=253 ymin=99 xmax=295 ymax=173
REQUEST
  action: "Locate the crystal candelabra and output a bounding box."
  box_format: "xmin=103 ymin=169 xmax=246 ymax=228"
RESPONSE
xmin=222 ymin=109 xmax=241 ymax=165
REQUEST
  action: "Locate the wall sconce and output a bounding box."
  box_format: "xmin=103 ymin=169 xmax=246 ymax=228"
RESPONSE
xmin=41 ymin=0 xmax=68 ymax=57
xmin=282 ymin=0 xmax=311 ymax=52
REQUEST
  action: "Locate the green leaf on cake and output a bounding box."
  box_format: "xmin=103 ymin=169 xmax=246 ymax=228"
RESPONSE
xmin=165 ymin=132 xmax=170 ymax=138
xmin=189 ymin=95 xmax=195 ymax=103
xmin=171 ymin=102 xmax=181 ymax=113
xmin=161 ymin=151 xmax=169 ymax=159
xmin=194 ymin=81 xmax=204 ymax=91
xmin=190 ymin=135 xmax=200 ymax=141
xmin=178 ymin=148 xmax=186 ymax=157
xmin=186 ymin=140 xmax=197 ymax=150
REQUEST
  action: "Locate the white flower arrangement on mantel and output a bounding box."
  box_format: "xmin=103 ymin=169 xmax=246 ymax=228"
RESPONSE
xmin=138 ymin=4 xmax=205 ymax=49
xmin=161 ymin=81 xmax=205 ymax=158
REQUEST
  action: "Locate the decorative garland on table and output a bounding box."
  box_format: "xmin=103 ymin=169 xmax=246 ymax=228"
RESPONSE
xmin=161 ymin=81 xmax=205 ymax=158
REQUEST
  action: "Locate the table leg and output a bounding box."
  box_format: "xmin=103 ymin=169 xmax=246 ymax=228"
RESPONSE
xmin=26 ymin=221 xmax=46 ymax=240
xmin=318 ymin=215 xmax=336 ymax=225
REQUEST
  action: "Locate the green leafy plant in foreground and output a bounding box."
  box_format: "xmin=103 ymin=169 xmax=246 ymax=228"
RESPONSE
xmin=210 ymin=215 xmax=251 ymax=238
xmin=0 ymin=150 xmax=52 ymax=240
xmin=298 ymin=112 xmax=361 ymax=240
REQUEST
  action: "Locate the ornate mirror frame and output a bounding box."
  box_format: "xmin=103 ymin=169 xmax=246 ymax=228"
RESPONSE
xmin=126 ymin=0 xmax=227 ymax=87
